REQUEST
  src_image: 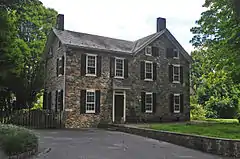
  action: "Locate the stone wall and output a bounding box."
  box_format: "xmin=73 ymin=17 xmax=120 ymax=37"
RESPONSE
xmin=64 ymin=48 xmax=132 ymax=128
xmin=100 ymin=124 xmax=240 ymax=158
xmin=60 ymin=33 xmax=190 ymax=128
xmin=125 ymin=35 xmax=190 ymax=122
xmin=44 ymin=35 xmax=65 ymax=110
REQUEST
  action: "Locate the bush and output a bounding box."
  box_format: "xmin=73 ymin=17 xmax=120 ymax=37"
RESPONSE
xmin=0 ymin=124 xmax=38 ymax=156
xmin=190 ymin=104 xmax=206 ymax=120
xmin=190 ymin=95 xmax=206 ymax=120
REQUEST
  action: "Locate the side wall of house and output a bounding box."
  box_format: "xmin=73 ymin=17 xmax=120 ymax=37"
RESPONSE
xmin=64 ymin=49 xmax=121 ymax=128
xmin=44 ymin=36 xmax=65 ymax=110
xmin=125 ymin=34 xmax=190 ymax=122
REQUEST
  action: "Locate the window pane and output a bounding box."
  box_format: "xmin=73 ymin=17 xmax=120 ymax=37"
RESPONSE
xmin=173 ymin=51 xmax=178 ymax=57
xmin=146 ymin=72 xmax=152 ymax=79
xmin=146 ymin=63 xmax=152 ymax=72
xmin=116 ymin=70 xmax=123 ymax=77
xmin=174 ymin=75 xmax=179 ymax=81
xmin=174 ymin=95 xmax=180 ymax=104
xmin=116 ymin=59 xmax=123 ymax=69
xmin=87 ymin=55 xmax=96 ymax=75
xmin=87 ymin=67 xmax=95 ymax=74
xmin=86 ymin=91 xmax=95 ymax=112
xmin=87 ymin=92 xmax=95 ymax=102
xmin=115 ymin=59 xmax=124 ymax=77
xmin=145 ymin=62 xmax=152 ymax=79
xmin=88 ymin=56 xmax=95 ymax=67
xmin=145 ymin=94 xmax=152 ymax=112
xmin=174 ymin=104 xmax=180 ymax=111
xmin=173 ymin=66 xmax=179 ymax=75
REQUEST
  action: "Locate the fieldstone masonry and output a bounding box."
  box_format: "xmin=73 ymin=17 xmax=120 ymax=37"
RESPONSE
xmin=44 ymin=16 xmax=191 ymax=128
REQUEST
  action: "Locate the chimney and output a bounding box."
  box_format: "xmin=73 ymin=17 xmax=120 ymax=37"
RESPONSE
xmin=56 ymin=14 xmax=64 ymax=30
xmin=157 ymin=17 xmax=166 ymax=32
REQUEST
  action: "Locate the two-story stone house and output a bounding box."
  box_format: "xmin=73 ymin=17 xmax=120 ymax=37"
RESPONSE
xmin=43 ymin=14 xmax=192 ymax=128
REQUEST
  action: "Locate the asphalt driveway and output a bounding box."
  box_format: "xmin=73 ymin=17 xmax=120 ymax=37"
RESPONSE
xmin=34 ymin=129 xmax=230 ymax=159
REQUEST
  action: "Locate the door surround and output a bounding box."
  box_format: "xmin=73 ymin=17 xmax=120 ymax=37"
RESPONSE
xmin=112 ymin=90 xmax=126 ymax=122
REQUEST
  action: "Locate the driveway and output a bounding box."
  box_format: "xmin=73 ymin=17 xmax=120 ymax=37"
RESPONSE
xmin=34 ymin=129 xmax=229 ymax=159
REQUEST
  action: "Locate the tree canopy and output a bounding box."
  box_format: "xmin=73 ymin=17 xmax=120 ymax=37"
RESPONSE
xmin=190 ymin=0 xmax=240 ymax=118
xmin=0 ymin=0 xmax=57 ymax=109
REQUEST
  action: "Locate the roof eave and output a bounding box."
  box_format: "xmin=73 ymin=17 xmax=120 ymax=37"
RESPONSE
xmin=65 ymin=44 xmax=133 ymax=56
xmin=133 ymin=29 xmax=166 ymax=55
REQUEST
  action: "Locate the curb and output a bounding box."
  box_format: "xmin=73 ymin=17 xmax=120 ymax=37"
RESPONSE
xmin=8 ymin=146 xmax=38 ymax=159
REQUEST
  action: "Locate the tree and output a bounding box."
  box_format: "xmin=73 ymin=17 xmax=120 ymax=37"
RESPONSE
xmin=190 ymin=0 xmax=240 ymax=118
xmin=0 ymin=0 xmax=57 ymax=109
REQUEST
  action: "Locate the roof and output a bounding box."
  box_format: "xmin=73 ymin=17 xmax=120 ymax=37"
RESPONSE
xmin=53 ymin=28 xmax=134 ymax=54
xmin=52 ymin=28 xmax=192 ymax=62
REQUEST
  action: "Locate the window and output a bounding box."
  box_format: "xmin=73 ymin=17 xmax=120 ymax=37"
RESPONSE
xmin=145 ymin=61 xmax=153 ymax=80
xmin=174 ymin=94 xmax=180 ymax=113
xmin=173 ymin=49 xmax=179 ymax=59
xmin=48 ymin=47 xmax=52 ymax=56
xmin=86 ymin=90 xmax=95 ymax=113
xmin=115 ymin=58 xmax=124 ymax=78
xmin=86 ymin=54 xmax=97 ymax=76
xmin=145 ymin=46 xmax=152 ymax=56
xmin=58 ymin=41 xmax=61 ymax=48
xmin=55 ymin=90 xmax=63 ymax=112
xmin=173 ymin=65 xmax=180 ymax=83
xmin=145 ymin=92 xmax=153 ymax=113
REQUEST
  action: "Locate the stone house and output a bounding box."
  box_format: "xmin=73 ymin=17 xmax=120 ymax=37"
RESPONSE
xmin=43 ymin=14 xmax=192 ymax=128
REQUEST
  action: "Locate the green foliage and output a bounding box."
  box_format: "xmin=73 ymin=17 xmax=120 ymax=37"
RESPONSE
xmin=0 ymin=0 xmax=57 ymax=108
xmin=190 ymin=96 xmax=206 ymax=120
xmin=149 ymin=122 xmax=240 ymax=139
xmin=32 ymin=90 xmax=43 ymax=110
xmin=190 ymin=0 xmax=240 ymax=119
xmin=0 ymin=124 xmax=38 ymax=156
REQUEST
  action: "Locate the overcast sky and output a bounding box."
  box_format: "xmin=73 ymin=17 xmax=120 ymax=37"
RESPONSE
xmin=40 ymin=0 xmax=206 ymax=53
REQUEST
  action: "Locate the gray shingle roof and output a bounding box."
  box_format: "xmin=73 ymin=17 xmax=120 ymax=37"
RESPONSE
xmin=53 ymin=28 xmax=135 ymax=53
xmin=53 ymin=28 xmax=161 ymax=54
xmin=52 ymin=28 xmax=192 ymax=62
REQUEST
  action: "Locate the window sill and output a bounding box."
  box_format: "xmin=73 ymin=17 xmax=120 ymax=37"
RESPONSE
xmin=144 ymin=79 xmax=153 ymax=81
xmin=172 ymin=81 xmax=180 ymax=84
xmin=145 ymin=54 xmax=152 ymax=56
xmin=145 ymin=111 xmax=153 ymax=113
xmin=173 ymin=57 xmax=179 ymax=59
xmin=58 ymin=74 xmax=63 ymax=77
xmin=86 ymin=111 xmax=96 ymax=114
xmin=114 ymin=76 xmax=124 ymax=79
xmin=173 ymin=111 xmax=180 ymax=114
xmin=85 ymin=74 xmax=97 ymax=77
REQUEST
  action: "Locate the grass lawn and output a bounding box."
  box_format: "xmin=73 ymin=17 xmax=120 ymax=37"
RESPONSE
xmin=147 ymin=119 xmax=240 ymax=139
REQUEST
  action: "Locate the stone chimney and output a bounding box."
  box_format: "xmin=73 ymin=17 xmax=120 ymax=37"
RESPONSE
xmin=56 ymin=14 xmax=64 ymax=30
xmin=157 ymin=17 xmax=166 ymax=32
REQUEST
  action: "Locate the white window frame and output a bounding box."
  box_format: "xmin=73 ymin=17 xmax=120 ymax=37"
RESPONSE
xmin=145 ymin=92 xmax=153 ymax=113
xmin=145 ymin=61 xmax=153 ymax=81
xmin=86 ymin=90 xmax=95 ymax=113
xmin=115 ymin=57 xmax=124 ymax=79
xmin=145 ymin=46 xmax=152 ymax=56
xmin=58 ymin=57 xmax=63 ymax=77
xmin=173 ymin=49 xmax=179 ymax=59
xmin=86 ymin=54 xmax=97 ymax=76
xmin=174 ymin=93 xmax=180 ymax=113
xmin=173 ymin=64 xmax=180 ymax=83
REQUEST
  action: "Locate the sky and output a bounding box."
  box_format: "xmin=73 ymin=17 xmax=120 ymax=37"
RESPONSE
xmin=40 ymin=0 xmax=206 ymax=53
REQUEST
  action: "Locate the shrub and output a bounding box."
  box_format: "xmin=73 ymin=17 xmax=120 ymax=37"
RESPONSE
xmin=0 ymin=124 xmax=38 ymax=156
xmin=190 ymin=104 xmax=206 ymax=120
xmin=190 ymin=96 xmax=206 ymax=120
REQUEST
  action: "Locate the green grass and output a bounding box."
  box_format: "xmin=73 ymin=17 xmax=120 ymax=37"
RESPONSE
xmin=203 ymin=118 xmax=239 ymax=123
xmin=148 ymin=120 xmax=240 ymax=139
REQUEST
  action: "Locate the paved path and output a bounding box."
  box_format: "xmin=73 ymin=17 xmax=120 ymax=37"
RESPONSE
xmin=34 ymin=129 xmax=230 ymax=159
